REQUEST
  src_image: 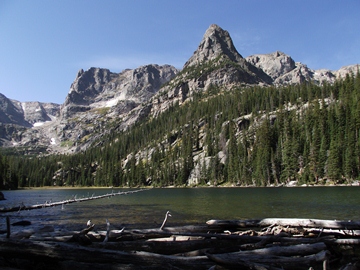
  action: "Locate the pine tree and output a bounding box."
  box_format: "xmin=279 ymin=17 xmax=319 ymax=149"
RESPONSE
xmin=327 ymin=138 xmax=342 ymax=182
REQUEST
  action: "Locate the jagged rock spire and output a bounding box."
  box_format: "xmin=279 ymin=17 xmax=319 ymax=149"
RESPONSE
xmin=183 ymin=24 xmax=243 ymax=69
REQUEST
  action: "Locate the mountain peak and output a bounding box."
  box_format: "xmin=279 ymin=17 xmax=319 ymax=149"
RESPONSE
xmin=183 ymin=24 xmax=243 ymax=69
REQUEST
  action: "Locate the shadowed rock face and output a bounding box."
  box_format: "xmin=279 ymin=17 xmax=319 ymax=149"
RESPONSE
xmin=0 ymin=93 xmax=30 ymax=127
xmin=0 ymin=94 xmax=59 ymax=127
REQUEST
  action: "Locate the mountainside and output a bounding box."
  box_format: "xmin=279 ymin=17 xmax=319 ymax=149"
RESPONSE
xmin=0 ymin=24 xmax=358 ymax=156
xmin=1 ymin=24 xmax=360 ymax=189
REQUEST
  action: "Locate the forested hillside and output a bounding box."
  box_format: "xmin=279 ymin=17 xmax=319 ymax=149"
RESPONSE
xmin=1 ymin=71 xmax=359 ymax=189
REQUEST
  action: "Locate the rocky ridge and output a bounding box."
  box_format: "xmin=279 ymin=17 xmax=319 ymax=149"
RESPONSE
xmin=0 ymin=24 xmax=358 ymax=155
xmin=246 ymin=51 xmax=358 ymax=85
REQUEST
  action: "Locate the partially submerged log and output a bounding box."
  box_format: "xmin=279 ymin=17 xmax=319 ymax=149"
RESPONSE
xmin=0 ymin=189 xmax=147 ymax=213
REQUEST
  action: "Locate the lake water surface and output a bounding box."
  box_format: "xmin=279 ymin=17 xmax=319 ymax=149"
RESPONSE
xmin=1 ymin=187 xmax=359 ymax=231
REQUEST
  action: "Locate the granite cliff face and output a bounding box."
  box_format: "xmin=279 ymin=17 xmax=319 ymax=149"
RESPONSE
xmin=184 ymin=24 xmax=272 ymax=85
xmin=246 ymin=51 xmax=358 ymax=85
xmin=61 ymin=64 xmax=178 ymax=119
xmin=0 ymin=93 xmax=60 ymax=147
xmin=0 ymin=24 xmax=358 ymax=154
xmin=0 ymin=94 xmax=59 ymax=127
xmin=0 ymin=94 xmax=31 ymax=127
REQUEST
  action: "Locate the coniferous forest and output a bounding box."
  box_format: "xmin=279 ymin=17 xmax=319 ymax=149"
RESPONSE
xmin=1 ymin=72 xmax=360 ymax=189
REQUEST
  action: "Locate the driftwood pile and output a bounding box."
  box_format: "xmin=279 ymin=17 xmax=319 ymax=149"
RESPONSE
xmin=1 ymin=216 xmax=360 ymax=269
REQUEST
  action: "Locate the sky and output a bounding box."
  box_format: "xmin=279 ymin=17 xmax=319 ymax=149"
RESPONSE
xmin=1 ymin=0 xmax=359 ymax=104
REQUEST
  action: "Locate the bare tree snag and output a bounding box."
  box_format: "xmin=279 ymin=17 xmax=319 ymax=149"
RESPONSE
xmin=160 ymin=211 xmax=171 ymax=230
xmin=68 ymin=223 xmax=95 ymax=245
xmin=103 ymin=219 xmax=110 ymax=243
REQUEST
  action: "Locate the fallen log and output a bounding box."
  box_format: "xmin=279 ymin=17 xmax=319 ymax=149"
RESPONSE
xmin=133 ymin=224 xmax=223 ymax=234
xmin=207 ymin=218 xmax=360 ymax=230
xmin=0 ymin=238 xmax=214 ymax=270
xmin=206 ymin=219 xmax=262 ymax=228
xmin=258 ymin=218 xmax=360 ymax=230
xmin=91 ymin=237 xmax=243 ymax=256
xmin=0 ymin=189 xmax=148 ymax=213
xmin=207 ymin=249 xmax=329 ymax=270
xmin=305 ymin=228 xmax=360 ymax=237
xmin=333 ymin=238 xmax=360 ymax=245
xmin=222 ymin=242 xmax=327 ymax=257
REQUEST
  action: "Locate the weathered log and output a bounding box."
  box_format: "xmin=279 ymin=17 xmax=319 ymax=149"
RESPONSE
xmin=207 ymin=249 xmax=329 ymax=270
xmin=10 ymin=229 xmax=36 ymax=239
xmin=133 ymin=224 xmax=223 ymax=234
xmin=29 ymin=235 xmax=73 ymax=242
xmin=305 ymin=228 xmax=360 ymax=237
xmin=59 ymin=260 xmax=157 ymax=270
xmin=207 ymin=218 xmax=360 ymax=230
xmin=259 ymin=218 xmax=360 ymax=229
xmin=92 ymin=237 xmax=243 ymax=256
xmin=333 ymin=238 xmax=360 ymax=245
xmin=227 ymin=242 xmax=327 ymax=257
xmin=0 ymin=238 xmax=214 ymax=269
xmin=206 ymin=219 xmax=262 ymax=228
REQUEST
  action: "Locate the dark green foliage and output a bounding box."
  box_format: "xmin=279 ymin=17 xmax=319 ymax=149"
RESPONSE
xmin=2 ymin=72 xmax=360 ymax=188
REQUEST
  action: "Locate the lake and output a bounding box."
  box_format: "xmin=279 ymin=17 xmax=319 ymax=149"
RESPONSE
xmin=1 ymin=186 xmax=359 ymax=232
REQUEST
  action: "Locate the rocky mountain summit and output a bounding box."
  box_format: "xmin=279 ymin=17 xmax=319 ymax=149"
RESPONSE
xmin=246 ymin=51 xmax=358 ymax=85
xmin=184 ymin=24 xmax=272 ymax=85
xmin=0 ymin=24 xmax=358 ymax=155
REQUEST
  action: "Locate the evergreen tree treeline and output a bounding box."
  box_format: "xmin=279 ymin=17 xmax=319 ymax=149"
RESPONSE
xmin=2 ymin=72 xmax=360 ymax=188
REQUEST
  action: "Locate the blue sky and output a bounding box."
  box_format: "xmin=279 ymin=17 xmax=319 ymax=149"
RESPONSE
xmin=1 ymin=0 xmax=359 ymax=104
